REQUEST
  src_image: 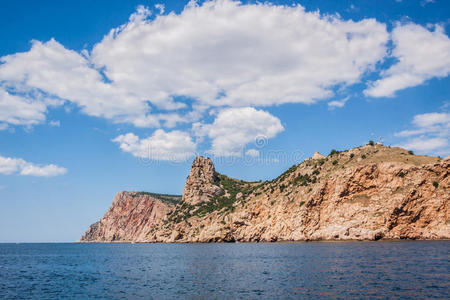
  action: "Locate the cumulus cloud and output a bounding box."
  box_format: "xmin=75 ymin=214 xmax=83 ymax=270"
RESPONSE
xmin=399 ymin=137 xmax=447 ymax=152
xmin=0 ymin=39 xmax=180 ymax=128
xmin=194 ymin=107 xmax=284 ymax=156
xmin=412 ymin=112 xmax=449 ymax=128
xmin=0 ymin=87 xmax=50 ymax=129
xmin=1 ymin=0 xmax=449 ymax=159
xmin=91 ymin=0 xmax=388 ymax=108
xmin=395 ymin=112 xmax=450 ymax=137
xmin=0 ymin=155 xmax=67 ymax=177
xmin=112 ymin=129 xmax=197 ymax=161
xmin=1 ymin=0 xmax=387 ymax=131
xmin=365 ymin=24 xmax=450 ymax=97
xmin=0 ymin=0 xmax=392 ymax=132
xmin=0 ymin=1 xmax=448 ymax=132
xmin=395 ymin=112 xmax=449 ymax=155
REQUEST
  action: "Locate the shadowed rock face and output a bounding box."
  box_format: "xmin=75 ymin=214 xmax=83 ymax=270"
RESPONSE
xmin=80 ymin=145 xmax=450 ymax=243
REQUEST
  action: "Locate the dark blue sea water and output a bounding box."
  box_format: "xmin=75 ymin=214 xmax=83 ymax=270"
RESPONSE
xmin=0 ymin=241 xmax=448 ymax=299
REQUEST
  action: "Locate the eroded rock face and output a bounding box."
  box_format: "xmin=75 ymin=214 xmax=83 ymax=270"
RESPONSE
xmin=79 ymin=192 xmax=176 ymax=242
xmin=79 ymin=146 xmax=450 ymax=243
xmin=182 ymin=156 xmax=222 ymax=205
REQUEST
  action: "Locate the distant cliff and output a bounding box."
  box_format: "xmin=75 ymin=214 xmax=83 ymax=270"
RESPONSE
xmin=79 ymin=192 xmax=179 ymax=242
xmin=80 ymin=145 xmax=449 ymax=242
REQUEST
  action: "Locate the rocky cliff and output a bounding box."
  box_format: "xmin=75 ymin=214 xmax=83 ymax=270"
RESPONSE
xmin=80 ymin=145 xmax=449 ymax=242
xmin=79 ymin=192 xmax=179 ymax=242
xmin=182 ymin=156 xmax=222 ymax=205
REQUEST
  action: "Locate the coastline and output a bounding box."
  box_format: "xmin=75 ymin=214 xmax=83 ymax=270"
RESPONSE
xmin=76 ymin=238 xmax=450 ymax=244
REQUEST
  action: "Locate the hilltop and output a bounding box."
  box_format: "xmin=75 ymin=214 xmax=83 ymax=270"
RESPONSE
xmin=80 ymin=144 xmax=449 ymax=242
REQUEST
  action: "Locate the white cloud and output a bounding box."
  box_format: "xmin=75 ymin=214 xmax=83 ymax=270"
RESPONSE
xmin=194 ymin=107 xmax=284 ymax=156
xmin=395 ymin=112 xmax=450 ymax=137
xmin=365 ymin=23 xmax=450 ymax=97
xmin=399 ymin=137 xmax=447 ymax=152
xmin=112 ymin=129 xmax=197 ymax=161
xmin=20 ymin=164 xmax=67 ymax=177
xmin=3 ymin=0 xmax=384 ymax=130
xmin=0 ymin=155 xmax=67 ymax=177
xmin=155 ymin=3 xmax=165 ymax=14
xmin=0 ymin=156 xmax=20 ymax=175
xmin=0 ymin=39 xmax=185 ymax=129
xmin=91 ymin=0 xmax=388 ymax=109
xmin=412 ymin=112 xmax=449 ymax=128
xmin=395 ymin=112 xmax=449 ymax=155
xmin=1 ymin=0 xmax=448 ymax=139
xmin=0 ymin=88 xmax=48 ymax=129
xmin=2 ymin=0 xmax=449 ymax=161
xmin=328 ymin=96 xmax=349 ymax=109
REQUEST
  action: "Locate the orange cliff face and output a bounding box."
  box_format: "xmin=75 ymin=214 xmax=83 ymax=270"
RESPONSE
xmin=79 ymin=145 xmax=450 ymax=243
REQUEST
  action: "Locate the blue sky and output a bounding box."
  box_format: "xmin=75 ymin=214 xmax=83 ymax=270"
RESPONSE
xmin=0 ymin=0 xmax=449 ymax=242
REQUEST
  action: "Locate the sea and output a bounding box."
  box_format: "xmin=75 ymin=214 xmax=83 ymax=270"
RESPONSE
xmin=0 ymin=241 xmax=448 ymax=299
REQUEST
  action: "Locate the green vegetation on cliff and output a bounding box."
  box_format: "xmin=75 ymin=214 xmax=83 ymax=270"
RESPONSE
xmin=167 ymin=173 xmax=260 ymax=223
xmin=135 ymin=191 xmax=181 ymax=205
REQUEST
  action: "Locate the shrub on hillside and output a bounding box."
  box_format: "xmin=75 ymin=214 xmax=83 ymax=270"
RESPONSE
xmin=329 ymin=149 xmax=340 ymax=156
